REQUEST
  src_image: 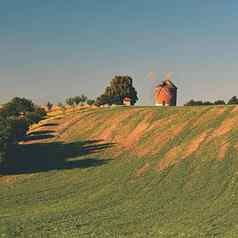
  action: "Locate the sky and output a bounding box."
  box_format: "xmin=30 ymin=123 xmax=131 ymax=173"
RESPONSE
xmin=1 ymin=0 xmax=238 ymax=105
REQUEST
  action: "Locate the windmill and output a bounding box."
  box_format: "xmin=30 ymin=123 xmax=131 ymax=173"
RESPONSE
xmin=153 ymin=72 xmax=177 ymax=106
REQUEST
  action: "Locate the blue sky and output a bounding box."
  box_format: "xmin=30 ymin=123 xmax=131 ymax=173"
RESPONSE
xmin=1 ymin=0 xmax=238 ymax=105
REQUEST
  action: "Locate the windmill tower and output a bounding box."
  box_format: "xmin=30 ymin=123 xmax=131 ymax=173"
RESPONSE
xmin=154 ymin=73 xmax=177 ymax=106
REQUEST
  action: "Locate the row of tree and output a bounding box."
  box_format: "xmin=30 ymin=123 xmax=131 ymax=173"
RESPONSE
xmin=65 ymin=95 xmax=95 ymax=107
xmin=0 ymin=97 xmax=46 ymax=168
xmin=45 ymin=76 xmax=139 ymax=111
xmin=184 ymin=96 xmax=238 ymax=106
xmin=45 ymin=95 xmax=96 ymax=112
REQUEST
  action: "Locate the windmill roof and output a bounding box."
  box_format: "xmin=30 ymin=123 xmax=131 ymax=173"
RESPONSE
xmin=158 ymin=79 xmax=177 ymax=89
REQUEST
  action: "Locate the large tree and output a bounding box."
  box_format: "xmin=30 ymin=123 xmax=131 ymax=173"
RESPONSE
xmin=228 ymin=96 xmax=238 ymax=105
xmin=0 ymin=98 xmax=46 ymax=169
xmin=2 ymin=97 xmax=35 ymax=117
xmin=96 ymin=76 xmax=138 ymax=106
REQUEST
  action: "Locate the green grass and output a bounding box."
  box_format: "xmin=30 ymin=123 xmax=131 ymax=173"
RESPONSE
xmin=1 ymin=106 xmax=238 ymax=237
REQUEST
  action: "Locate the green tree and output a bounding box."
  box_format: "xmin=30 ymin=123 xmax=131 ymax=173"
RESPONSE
xmin=73 ymin=96 xmax=82 ymax=106
xmin=87 ymin=99 xmax=95 ymax=106
xmin=0 ymin=98 xmax=46 ymax=169
xmin=214 ymin=100 xmax=226 ymax=105
xmin=57 ymin=102 xmax=66 ymax=113
xmin=96 ymin=76 xmax=138 ymax=106
xmin=46 ymin=102 xmax=53 ymax=111
xmin=2 ymin=97 xmax=35 ymax=117
xmin=25 ymin=108 xmax=47 ymax=126
xmin=228 ymin=96 xmax=238 ymax=105
xmin=203 ymin=101 xmax=213 ymax=106
xmin=184 ymin=99 xmax=213 ymax=106
xmin=65 ymin=98 xmax=75 ymax=107
xmin=80 ymin=94 xmax=88 ymax=105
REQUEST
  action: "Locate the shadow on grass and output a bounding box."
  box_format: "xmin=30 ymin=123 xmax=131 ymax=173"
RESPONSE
xmin=28 ymin=130 xmax=56 ymax=136
xmin=39 ymin=123 xmax=58 ymax=127
xmin=3 ymin=139 xmax=114 ymax=175
xmin=23 ymin=130 xmax=55 ymax=142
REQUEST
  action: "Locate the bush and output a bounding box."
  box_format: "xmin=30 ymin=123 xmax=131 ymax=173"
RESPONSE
xmin=0 ymin=116 xmax=16 ymax=167
xmin=25 ymin=107 xmax=47 ymax=126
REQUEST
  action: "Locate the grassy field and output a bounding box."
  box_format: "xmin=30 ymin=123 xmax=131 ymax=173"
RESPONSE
xmin=1 ymin=106 xmax=238 ymax=237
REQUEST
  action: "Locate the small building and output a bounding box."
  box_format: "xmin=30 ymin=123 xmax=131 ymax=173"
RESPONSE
xmin=154 ymin=77 xmax=177 ymax=106
xmin=123 ymin=97 xmax=132 ymax=106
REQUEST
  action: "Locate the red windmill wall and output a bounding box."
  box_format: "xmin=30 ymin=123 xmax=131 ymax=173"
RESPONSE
xmin=154 ymin=80 xmax=177 ymax=106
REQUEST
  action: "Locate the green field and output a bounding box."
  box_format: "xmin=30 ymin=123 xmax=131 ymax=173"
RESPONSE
xmin=1 ymin=106 xmax=238 ymax=237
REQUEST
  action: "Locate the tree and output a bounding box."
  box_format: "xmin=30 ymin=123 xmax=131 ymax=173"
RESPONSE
xmin=2 ymin=97 xmax=35 ymax=117
xmin=184 ymin=100 xmax=203 ymax=106
xmin=96 ymin=76 xmax=138 ymax=106
xmin=0 ymin=98 xmax=46 ymax=169
xmin=203 ymin=101 xmax=213 ymax=106
xmin=80 ymin=94 xmax=88 ymax=105
xmin=214 ymin=100 xmax=226 ymax=105
xmin=65 ymin=98 xmax=75 ymax=107
xmin=87 ymin=99 xmax=95 ymax=106
xmin=73 ymin=96 xmax=82 ymax=106
xmin=25 ymin=108 xmax=47 ymax=126
xmin=228 ymin=96 xmax=238 ymax=105
xmin=46 ymin=102 xmax=53 ymax=111
xmin=57 ymin=102 xmax=66 ymax=113
xmin=184 ymin=99 xmax=213 ymax=106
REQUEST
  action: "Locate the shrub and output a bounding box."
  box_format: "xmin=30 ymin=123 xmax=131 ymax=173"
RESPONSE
xmin=0 ymin=116 xmax=15 ymax=167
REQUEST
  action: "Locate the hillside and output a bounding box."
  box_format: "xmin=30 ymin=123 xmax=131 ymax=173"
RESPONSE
xmin=1 ymin=106 xmax=238 ymax=237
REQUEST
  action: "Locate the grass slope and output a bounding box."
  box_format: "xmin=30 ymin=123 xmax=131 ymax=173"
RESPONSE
xmin=1 ymin=106 xmax=238 ymax=237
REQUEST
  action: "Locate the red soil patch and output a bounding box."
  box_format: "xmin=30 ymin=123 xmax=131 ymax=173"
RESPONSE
xmin=137 ymin=121 xmax=187 ymax=157
xmin=192 ymin=107 xmax=225 ymax=128
xmin=0 ymin=175 xmax=18 ymax=185
xmin=136 ymin=162 xmax=150 ymax=177
xmin=147 ymin=117 xmax=173 ymax=131
xmin=181 ymin=131 xmax=208 ymax=159
xmin=218 ymin=142 xmax=229 ymax=161
xmin=207 ymin=116 xmax=237 ymax=142
xmin=232 ymin=106 xmax=238 ymax=113
xmin=99 ymin=110 xmax=140 ymax=141
xmin=157 ymin=131 xmax=208 ymax=171
xmin=122 ymin=121 xmax=150 ymax=149
xmin=157 ymin=146 xmax=181 ymax=171
xmin=234 ymin=142 xmax=238 ymax=151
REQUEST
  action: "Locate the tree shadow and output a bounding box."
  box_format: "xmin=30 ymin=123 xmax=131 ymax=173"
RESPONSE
xmin=39 ymin=123 xmax=58 ymax=127
xmin=28 ymin=130 xmax=56 ymax=136
xmin=23 ymin=130 xmax=56 ymax=142
xmin=2 ymin=139 xmax=114 ymax=175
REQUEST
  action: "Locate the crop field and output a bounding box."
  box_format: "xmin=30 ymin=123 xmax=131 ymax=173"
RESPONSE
xmin=1 ymin=106 xmax=238 ymax=237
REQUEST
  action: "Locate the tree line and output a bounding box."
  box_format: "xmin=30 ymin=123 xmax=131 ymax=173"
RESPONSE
xmin=0 ymin=97 xmax=47 ymax=169
xmin=45 ymin=95 xmax=96 ymax=112
xmin=45 ymin=75 xmax=139 ymax=111
xmin=184 ymin=96 xmax=238 ymax=106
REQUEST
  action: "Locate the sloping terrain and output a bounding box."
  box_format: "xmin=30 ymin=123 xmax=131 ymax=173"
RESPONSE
xmin=1 ymin=106 xmax=238 ymax=237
